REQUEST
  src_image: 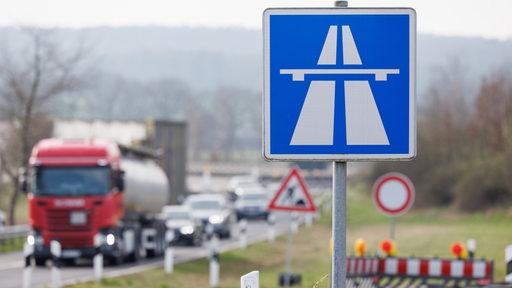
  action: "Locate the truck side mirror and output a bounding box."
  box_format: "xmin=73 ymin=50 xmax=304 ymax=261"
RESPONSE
xmin=19 ymin=179 xmax=28 ymax=194
xmin=115 ymin=170 xmax=125 ymax=192
xmin=18 ymin=167 xmax=28 ymax=194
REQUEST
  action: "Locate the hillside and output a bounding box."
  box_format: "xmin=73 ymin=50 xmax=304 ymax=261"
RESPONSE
xmin=2 ymin=26 xmax=510 ymax=96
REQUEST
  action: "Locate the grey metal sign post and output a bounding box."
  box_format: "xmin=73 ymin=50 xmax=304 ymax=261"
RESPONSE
xmin=331 ymin=3 xmax=348 ymax=288
xmin=332 ymin=161 xmax=347 ymax=288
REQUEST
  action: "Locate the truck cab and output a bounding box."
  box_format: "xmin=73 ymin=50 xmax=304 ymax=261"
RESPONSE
xmin=25 ymin=138 xmax=168 ymax=266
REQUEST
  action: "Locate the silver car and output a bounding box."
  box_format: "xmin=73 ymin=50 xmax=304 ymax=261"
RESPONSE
xmin=233 ymin=186 xmax=270 ymax=220
xmin=183 ymin=193 xmax=235 ymax=239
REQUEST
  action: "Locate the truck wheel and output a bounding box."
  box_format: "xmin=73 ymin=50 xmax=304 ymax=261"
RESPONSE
xmin=194 ymin=236 xmax=203 ymax=246
xmin=34 ymin=257 xmax=47 ymax=267
xmin=126 ymin=243 xmax=140 ymax=263
xmin=108 ymin=255 xmax=123 ymax=266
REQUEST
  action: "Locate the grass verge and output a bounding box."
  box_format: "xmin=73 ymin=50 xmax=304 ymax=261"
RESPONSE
xmin=56 ymin=182 xmax=512 ymax=287
xmin=67 ymin=207 xmax=512 ymax=287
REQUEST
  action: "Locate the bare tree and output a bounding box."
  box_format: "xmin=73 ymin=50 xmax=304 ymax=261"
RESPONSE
xmin=473 ymin=69 xmax=512 ymax=151
xmin=0 ymin=27 xmax=92 ymax=225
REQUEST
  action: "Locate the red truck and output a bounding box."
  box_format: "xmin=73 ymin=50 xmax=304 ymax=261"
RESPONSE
xmin=24 ymin=138 xmax=170 ymax=266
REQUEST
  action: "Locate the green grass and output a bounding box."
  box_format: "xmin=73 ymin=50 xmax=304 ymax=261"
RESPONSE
xmin=50 ymin=183 xmax=512 ymax=287
xmin=68 ymin=222 xmax=334 ymax=288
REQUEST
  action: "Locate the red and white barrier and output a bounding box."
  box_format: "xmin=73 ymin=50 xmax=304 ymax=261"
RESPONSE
xmin=346 ymin=257 xmax=379 ymax=276
xmin=345 ymin=256 xmax=493 ymax=283
xmin=378 ymin=257 xmax=492 ymax=280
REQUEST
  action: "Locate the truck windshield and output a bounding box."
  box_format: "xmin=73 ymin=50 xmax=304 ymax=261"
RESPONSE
xmin=32 ymin=166 xmax=110 ymax=196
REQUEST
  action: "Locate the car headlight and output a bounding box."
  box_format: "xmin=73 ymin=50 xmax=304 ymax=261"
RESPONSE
xmin=209 ymin=214 xmax=225 ymax=224
xmin=179 ymin=225 xmax=194 ymax=235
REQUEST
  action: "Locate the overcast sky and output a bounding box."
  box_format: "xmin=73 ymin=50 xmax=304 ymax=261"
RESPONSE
xmin=1 ymin=0 xmax=511 ymax=40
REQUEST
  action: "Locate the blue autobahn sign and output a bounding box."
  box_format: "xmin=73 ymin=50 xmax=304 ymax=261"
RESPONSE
xmin=263 ymin=8 xmax=416 ymax=161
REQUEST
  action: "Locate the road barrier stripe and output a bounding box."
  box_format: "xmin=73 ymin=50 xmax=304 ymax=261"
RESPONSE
xmin=346 ymin=257 xmax=493 ymax=282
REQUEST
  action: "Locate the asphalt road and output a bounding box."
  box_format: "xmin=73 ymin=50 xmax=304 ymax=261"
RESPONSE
xmin=0 ymin=211 xmax=307 ymax=288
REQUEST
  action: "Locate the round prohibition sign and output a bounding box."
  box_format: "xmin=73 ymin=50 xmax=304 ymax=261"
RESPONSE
xmin=372 ymin=172 xmax=415 ymax=217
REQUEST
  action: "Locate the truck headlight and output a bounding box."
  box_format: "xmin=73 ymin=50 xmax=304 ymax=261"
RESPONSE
xmin=28 ymin=231 xmax=43 ymax=246
xmin=180 ymin=225 xmax=194 ymax=235
xmin=27 ymin=235 xmax=35 ymax=246
xmin=106 ymin=234 xmax=116 ymax=246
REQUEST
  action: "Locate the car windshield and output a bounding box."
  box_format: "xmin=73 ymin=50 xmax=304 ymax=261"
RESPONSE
xmin=32 ymin=166 xmax=110 ymax=196
xmin=165 ymin=211 xmax=190 ymax=220
xmin=188 ymin=200 xmax=222 ymax=210
xmin=240 ymin=193 xmax=267 ymax=201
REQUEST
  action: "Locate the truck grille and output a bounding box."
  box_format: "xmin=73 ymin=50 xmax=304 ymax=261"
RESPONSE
xmin=46 ymin=209 xmax=94 ymax=247
xmin=47 ymin=209 xmax=93 ymax=232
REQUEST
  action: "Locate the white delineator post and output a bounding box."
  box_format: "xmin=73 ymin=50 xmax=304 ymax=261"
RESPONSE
xmin=93 ymin=234 xmax=104 ymax=282
xmin=240 ymin=271 xmax=259 ymax=288
xmin=467 ymin=238 xmax=476 ymax=259
xmin=239 ymin=219 xmax=248 ymax=250
xmin=267 ymin=213 xmax=276 ymax=243
xmin=165 ymin=229 xmax=175 ymax=274
xmin=506 ymin=245 xmax=512 ymax=283
xmin=51 ymin=240 xmax=61 ymax=288
xmin=22 ymin=241 xmax=34 ymax=288
xmin=209 ymin=234 xmax=220 ymax=288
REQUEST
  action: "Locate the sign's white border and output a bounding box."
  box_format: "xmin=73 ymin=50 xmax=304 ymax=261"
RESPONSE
xmin=263 ymin=8 xmax=416 ymax=161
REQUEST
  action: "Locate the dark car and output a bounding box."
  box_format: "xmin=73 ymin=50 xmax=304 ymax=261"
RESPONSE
xmin=183 ymin=193 xmax=235 ymax=239
xmin=162 ymin=205 xmax=204 ymax=246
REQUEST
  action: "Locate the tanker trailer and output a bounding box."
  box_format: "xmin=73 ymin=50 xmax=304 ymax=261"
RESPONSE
xmin=120 ymin=150 xmax=170 ymax=258
xmin=24 ymin=138 xmax=170 ymax=266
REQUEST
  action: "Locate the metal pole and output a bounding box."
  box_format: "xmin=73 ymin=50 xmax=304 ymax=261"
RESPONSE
xmin=390 ymin=217 xmax=396 ymax=240
xmin=284 ymin=212 xmax=294 ymax=287
xmin=332 ymin=2 xmax=348 ymax=287
xmin=332 ymin=161 xmax=347 ymax=288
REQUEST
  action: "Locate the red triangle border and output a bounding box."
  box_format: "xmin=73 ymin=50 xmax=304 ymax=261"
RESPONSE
xmin=267 ymin=167 xmax=317 ymax=212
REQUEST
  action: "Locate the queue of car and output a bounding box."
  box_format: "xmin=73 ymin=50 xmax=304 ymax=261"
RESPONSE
xmin=160 ymin=174 xmax=273 ymax=247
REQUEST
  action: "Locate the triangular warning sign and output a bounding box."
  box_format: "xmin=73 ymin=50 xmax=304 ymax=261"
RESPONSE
xmin=268 ymin=167 xmax=317 ymax=212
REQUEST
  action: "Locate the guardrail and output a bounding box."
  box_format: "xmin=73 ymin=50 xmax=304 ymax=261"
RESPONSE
xmin=0 ymin=225 xmax=30 ymax=253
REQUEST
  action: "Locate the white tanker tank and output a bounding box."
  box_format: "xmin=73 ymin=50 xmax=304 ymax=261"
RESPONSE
xmin=119 ymin=152 xmax=170 ymax=220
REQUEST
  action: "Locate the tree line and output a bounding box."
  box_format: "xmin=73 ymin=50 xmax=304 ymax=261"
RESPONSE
xmin=368 ymin=63 xmax=512 ymax=212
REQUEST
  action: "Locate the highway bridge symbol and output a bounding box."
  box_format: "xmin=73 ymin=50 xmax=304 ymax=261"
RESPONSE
xmin=280 ymin=25 xmax=398 ymax=146
xmin=263 ymin=8 xmax=416 ymax=161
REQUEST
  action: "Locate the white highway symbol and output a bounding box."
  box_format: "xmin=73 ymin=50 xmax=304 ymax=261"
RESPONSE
xmin=280 ymin=25 xmax=399 ymax=146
